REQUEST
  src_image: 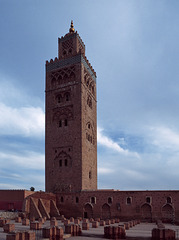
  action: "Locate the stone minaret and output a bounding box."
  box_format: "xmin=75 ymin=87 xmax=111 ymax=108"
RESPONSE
xmin=45 ymin=21 xmax=97 ymax=193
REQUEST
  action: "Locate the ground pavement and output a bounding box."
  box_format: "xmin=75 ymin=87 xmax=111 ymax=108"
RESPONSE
xmin=0 ymin=220 xmax=179 ymax=240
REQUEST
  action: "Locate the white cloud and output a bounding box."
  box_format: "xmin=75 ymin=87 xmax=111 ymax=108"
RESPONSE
xmin=0 ymin=151 xmax=45 ymax=170
xmin=0 ymin=183 xmax=23 ymax=189
xmin=97 ymin=127 xmax=128 ymax=153
xmin=98 ymin=167 xmax=114 ymax=175
xmin=149 ymin=126 xmax=179 ymax=151
xmin=97 ymin=127 xmax=139 ymax=158
xmin=0 ymin=102 xmax=45 ymax=137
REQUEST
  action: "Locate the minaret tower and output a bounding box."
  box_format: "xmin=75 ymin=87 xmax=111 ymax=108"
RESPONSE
xmin=45 ymin=21 xmax=97 ymax=193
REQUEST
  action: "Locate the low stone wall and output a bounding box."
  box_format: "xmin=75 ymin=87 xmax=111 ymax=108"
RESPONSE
xmin=0 ymin=211 xmax=18 ymax=219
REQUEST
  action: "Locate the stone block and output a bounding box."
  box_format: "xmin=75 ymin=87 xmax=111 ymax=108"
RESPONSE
xmin=104 ymin=226 xmax=126 ymax=239
xmin=6 ymin=232 xmax=19 ymax=240
xmin=119 ymin=226 xmax=126 ymax=239
xmin=64 ymin=219 xmax=70 ymax=225
xmin=0 ymin=219 xmax=6 ymax=227
xmin=111 ymin=219 xmax=115 ymax=224
xmin=119 ymin=223 xmax=126 ymax=230
xmin=3 ymin=224 xmax=15 ymax=233
xmin=112 ymin=226 xmax=119 ymax=239
xmin=30 ymin=217 xmax=35 ymax=222
xmin=100 ymin=220 xmax=105 ymax=226
xmin=38 ymin=217 xmax=45 ymax=224
xmin=52 ymin=226 xmax=57 ymax=237
xmin=92 ymin=221 xmax=98 ymax=228
xmin=152 ymin=228 xmax=175 ymax=240
xmin=65 ymin=224 xmax=73 ymax=234
xmin=19 ymin=232 xmax=25 ymax=240
xmin=22 ymin=218 xmax=29 ymax=226
xmin=30 ymin=221 xmax=42 ymax=230
xmin=106 ymin=219 xmax=111 ymax=225
xmin=42 ymin=227 xmax=52 ymax=238
xmin=74 ymin=219 xmax=80 ymax=224
xmin=128 ymin=221 xmax=133 ymax=227
xmin=124 ymin=222 xmax=129 ymax=230
xmin=25 ymin=231 xmax=36 ymax=240
xmin=83 ymin=218 xmax=88 ymax=223
xmin=56 ymin=226 xmax=64 ymax=238
xmin=50 ymin=219 xmax=58 ymax=227
xmin=0 ymin=219 xmax=10 ymax=227
xmin=15 ymin=217 xmax=21 ymax=223
xmin=82 ymin=222 xmax=89 ymax=230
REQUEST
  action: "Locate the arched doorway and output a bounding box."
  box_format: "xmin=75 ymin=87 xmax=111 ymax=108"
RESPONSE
xmin=102 ymin=203 xmax=111 ymax=220
xmin=141 ymin=203 xmax=152 ymax=222
xmin=162 ymin=204 xmax=174 ymax=223
xmin=84 ymin=203 xmax=93 ymax=219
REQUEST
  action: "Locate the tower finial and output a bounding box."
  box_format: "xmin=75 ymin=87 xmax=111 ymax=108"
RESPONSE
xmin=69 ymin=20 xmax=75 ymax=33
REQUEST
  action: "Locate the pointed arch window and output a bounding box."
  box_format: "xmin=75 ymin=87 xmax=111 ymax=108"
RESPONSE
xmin=64 ymin=119 xmax=68 ymax=126
xmin=59 ymin=120 xmax=62 ymax=127
xmin=58 ymin=95 xmax=62 ymax=103
xmin=65 ymin=93 xmax=70 ymax=101
xmin=59 ymin=160 xmax=62 ymax=167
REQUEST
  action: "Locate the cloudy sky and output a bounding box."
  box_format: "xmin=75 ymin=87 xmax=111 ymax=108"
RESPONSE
xmin=0 ymin=0 xmax=179 ymax=191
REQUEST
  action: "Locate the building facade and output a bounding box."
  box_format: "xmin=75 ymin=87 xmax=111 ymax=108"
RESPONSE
xmin=45 ymin=21 xmax=97 ymax=193
xmin=43 ymin=22 xmax=179 ymax=223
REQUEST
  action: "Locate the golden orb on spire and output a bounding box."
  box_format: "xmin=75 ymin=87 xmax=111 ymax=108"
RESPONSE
xmin=69 ymin=20 xmax=75 ymax=33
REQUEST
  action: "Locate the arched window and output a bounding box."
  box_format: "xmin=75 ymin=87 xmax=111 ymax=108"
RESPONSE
xmin=146 ymin=197 xmax=151 ymax=204
xmin=59 ymin=120 xmax=62 ymax=127
xmin=65 ymin=159 xmax=68 ymax=166
xmin=76 ymin=197 xmax=79 ymax=203
xmin=59 ymin=160 xmax=62 ymax=167
xmin=167 ymin=197 xmax=172 ymax=204
xmin=89 ymin=171 xmax=92 ymax=179
xmin=91 ymin=197 xmax=96 ymax=204
xmin=61 ymin=196 xmax=64 ymax=203
xmin=65 ymin=93 xmax=70 ymax=101
xmin=64 ymin=73 xmax=68 ymax=80
xmin=64 ymin=119 xmax=68 ymax=126
xmin=92 ymin=86 xmax=94 ymax=95
xmin=126 ymin=197 xmax=132 ymax=205
xmin=58 ymin=95 xmax=62 ymax=103
xmin=108 ymin=197 xmax=113 ymax=204
xmin=51 ymin=77 xmax=56 ymax=88
xmin=89 ymin=99 xmax=92 ymax=108
xmin=57 ymin=75 xmax=62 ymax=85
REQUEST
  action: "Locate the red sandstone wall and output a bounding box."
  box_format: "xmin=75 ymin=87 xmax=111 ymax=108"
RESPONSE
xmin=56 ymin=190 xmax=179 ymax=223
xmin=0 ymin=190 xmax=34 ymax=211
xmin=24 ymin=191 xmax=56 ymax=213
